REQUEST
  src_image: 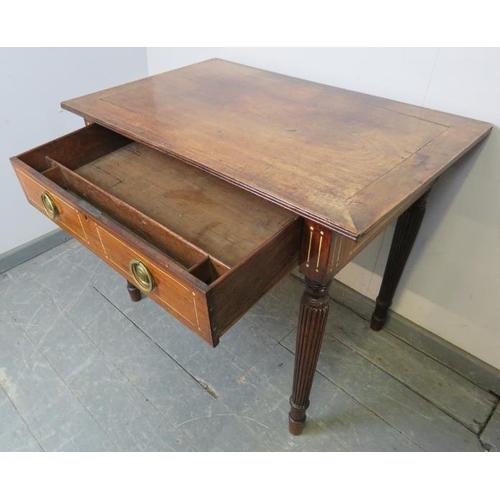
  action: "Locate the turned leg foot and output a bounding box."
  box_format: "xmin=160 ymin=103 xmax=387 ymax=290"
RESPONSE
xmin=371 ymin=299 xmax=391 ymax=331
xmin=126 ymin=280 xmax=142 ymax=302
xmin=289 ymin=277 xmax=330 ymax=435
xmin=370 ymin=190 xmax=431 ymax=331
xmin=289 ymin=400 xmax=308 ymax=435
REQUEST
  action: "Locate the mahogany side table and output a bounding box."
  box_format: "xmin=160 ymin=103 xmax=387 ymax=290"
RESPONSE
xmin=11 ymin=59 xmax=492 ymax=435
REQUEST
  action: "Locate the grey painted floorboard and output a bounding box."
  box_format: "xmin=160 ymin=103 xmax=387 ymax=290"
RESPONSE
xmin=243 ymin=345 xmax=422 ymax=451
xmin=0 ymin=304 xmax=117 ymax=451
xmin=0 ymin=267 xmax=196 ymax=451
xmin=92 ymin=265 xmax=421 ymax=451
xmin=327 ymin=302 xmax=497 ymax=433
xmin=0 ymin=387 xmax=42 ymax=452
xmin=282 ymin=330 xmax=484 ymax=452
xmin=0 ymin=240 xmax=494 ymax=451
xmin=279 ymin=285 xmax=488 ymax=451
xmin=480 ymin=404 xmax=500 ymax=451
xmin=35 ymin=312 xmax=193 ymax=452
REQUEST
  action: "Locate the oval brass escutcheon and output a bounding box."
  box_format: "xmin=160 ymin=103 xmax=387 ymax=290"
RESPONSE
xmin=129 ymin=258 xmax=155 ymax=293
xmin=40 ymin=192 xmax=58 ymax=219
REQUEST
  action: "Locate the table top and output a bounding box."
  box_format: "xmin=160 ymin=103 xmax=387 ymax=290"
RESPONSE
xmin=62 ymin=59 xmax=492 ymax=240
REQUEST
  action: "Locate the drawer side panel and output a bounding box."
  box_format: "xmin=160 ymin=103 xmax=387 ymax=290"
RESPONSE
xmin=208 ymin=218 xmax=302 ymax=338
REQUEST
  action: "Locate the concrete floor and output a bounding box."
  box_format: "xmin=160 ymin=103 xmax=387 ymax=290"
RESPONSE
xmin=0 ymin=239 xmax=498 ymax=451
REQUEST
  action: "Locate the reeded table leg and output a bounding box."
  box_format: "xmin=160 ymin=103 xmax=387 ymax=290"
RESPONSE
xmin=370 ymin=190 xmax=431 ymax=331
xmin=126 ymin=280 xmax=142 ymax=302
xmin=289 ymin=277 xmax=331 ymax=435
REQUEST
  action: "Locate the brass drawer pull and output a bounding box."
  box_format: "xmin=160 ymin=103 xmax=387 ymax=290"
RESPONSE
xmin=129 ymin=258 xmax=155 ymax=293
xmin=40 ymin=192 xmax=58 ymax=219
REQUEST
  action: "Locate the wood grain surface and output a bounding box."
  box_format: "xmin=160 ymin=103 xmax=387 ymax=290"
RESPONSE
xmin=62 ymin=59 xmax=493 ymax=240
xmin=75 ymin=142 xmax=295 ymax=267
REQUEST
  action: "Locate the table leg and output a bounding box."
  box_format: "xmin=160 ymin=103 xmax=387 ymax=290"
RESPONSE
xmin=370 ymin=190 xmax=431 ymax=331
xmin=289 ymin=277 xmax=331 ymax=435
xmin=126 ymin=280 xmax=142 ymax=302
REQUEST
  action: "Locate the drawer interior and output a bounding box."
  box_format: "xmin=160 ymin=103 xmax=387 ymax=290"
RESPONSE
xmin=19 ymin=125 xmax=297 ymax=286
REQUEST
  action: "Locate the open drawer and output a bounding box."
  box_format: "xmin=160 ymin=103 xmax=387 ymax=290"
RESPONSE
xmin=11 ymin=124 xmax=302 ymax=346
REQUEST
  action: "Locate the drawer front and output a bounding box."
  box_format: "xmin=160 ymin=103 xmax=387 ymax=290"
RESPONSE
xmin=95 ymin=223 xmax=205 ymax=333
xmin=11 ymin=125 xmax=300 ymax=347
xmin=13 ymin=162 xmax=212 ymax=343
xmin=16 ymin=169 xmax=89 ymax=243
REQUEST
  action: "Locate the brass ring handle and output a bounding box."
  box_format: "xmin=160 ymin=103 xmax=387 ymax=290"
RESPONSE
xmin=40 ymin=192 xmax=58 ymax=220
xmin=129 ymin=258 xmax=155 ymax=293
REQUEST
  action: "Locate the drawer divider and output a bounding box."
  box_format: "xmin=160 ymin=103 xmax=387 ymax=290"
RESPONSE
xmin=189 ymin=256 xmax=230 ymax=285
xmin=44 ymin=156 xmax=209 ymax=272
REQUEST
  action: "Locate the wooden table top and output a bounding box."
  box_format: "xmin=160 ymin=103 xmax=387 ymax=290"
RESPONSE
xmin=62 ymin=59 xmax=492 ymax=240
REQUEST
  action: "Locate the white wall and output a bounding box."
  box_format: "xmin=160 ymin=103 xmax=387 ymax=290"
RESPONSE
xmin=0 ymin=48 xmax=148 ymax=254
xmin=147 ymin=48 xmax=500 ymax=369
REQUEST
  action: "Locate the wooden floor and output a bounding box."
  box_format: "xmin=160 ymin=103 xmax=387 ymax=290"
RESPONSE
xmin=0 ymin=239 xmax=499 ymax=452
